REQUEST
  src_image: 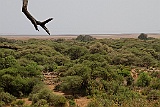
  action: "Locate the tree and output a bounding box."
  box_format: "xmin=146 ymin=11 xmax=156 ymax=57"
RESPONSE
xmin=22 ymin=0 xmax=53 ymax=35
xmin=30 ymin=88 xmax=66 ymax=107
xmin=138 ymin=33 xmax=148 ymax=40
xmin=76 ymin=35 xmax=95 ymax=42
xmin=58 ymin=76 xmax=83 ymax=95
xmin=67 ymin=46 xmax=88 ymax=60
xmin=89 ymin=42 xmax=105 ymax=54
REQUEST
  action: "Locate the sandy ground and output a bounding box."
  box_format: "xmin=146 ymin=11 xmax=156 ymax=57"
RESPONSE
xmin=0 ymin=34 xmax=160 ymax=40
xmin=0 ymin=35 xmax=77 ymax=40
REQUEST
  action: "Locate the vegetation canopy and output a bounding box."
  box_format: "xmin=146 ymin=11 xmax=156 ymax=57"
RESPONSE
xmin=0 ymin=36 xmax=160 ymax=107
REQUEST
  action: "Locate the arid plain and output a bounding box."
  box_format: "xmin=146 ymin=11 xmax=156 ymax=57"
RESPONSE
xmin=0 ymin=34 xmax=160 ymax=40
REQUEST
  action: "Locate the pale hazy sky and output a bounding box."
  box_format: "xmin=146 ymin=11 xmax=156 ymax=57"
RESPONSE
xmin=0 ymin=0 xmax=160 ymax=35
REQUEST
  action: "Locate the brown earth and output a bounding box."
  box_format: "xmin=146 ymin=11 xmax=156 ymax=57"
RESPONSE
xmin=18 ymin=98 xmax=32 ymax=106
xmin=13 ymin=72 xmax=90 ymax=107
xmin=43 ymin=72 xmax=90 ymax=107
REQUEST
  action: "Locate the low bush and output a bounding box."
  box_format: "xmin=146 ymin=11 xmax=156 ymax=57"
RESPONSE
xmin=30 ymin=87 xmax=67 ymax=107
xmin=69 ymin=100 xmax=76 ymax=107
xmin=11 ymin=99 xmax=25 ymax=107
xmin=0 ymin=92 xmax=16 ymax=105
xmin=147 ymin=90 xmax=160 ymax=101
xmin=136 ymin=72 xmax=151 ymax=87
xmin=33 ymin=99 xmax=49 ymax=107
xmin=0 ymin=101 xmax=5 ymax=107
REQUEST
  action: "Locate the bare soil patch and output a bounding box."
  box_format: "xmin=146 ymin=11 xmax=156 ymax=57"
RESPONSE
xmin=19 ymin=98 xmax=32 ymax=106
xmin=43 ymin=72 xmax=90 ymax=107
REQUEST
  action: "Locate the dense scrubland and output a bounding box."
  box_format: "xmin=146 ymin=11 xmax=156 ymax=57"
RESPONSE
xmin=0 ymin=35 xmax=160 ymax=107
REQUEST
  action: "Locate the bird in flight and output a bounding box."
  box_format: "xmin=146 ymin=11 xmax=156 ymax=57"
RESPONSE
xmin=22 ymin=0 xmax=53 ymax=35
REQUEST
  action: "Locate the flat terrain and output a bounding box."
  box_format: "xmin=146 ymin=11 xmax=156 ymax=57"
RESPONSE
xmin=0 ymin=34 xmax=160 ymax=40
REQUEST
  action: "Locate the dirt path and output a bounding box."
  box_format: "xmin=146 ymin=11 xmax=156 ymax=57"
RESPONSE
xmin=43 ymin=72 xmax=90 ymax=107
xmin=18 ymin=98 xmax=32 ymax=106
xmin=75 ymin=97 xmax=90 ymax=107
xmin=131 ymin=69 xmax=138 ymax=80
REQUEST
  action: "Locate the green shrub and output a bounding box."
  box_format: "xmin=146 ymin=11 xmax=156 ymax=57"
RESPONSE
xmin=87 ymin=99 xmax=101 ymax=107
xmin=11 ymin=99 xmax=25 ymax=107
xmin=147 ymin=90 xmax=160 ymax=101
xmin=33 ymin=99 xmax=49 ymax=107
xmin=118 ymin=69 xmax=131 ymax=77
xmin=87 ymin=99 xmax=113 ymax=107
xmin=0 ymin=101 xmax=5 ymax=107
xmin=150 ymin=77 xmax=160 ymax=90
xmin=30 ymin=83 xmax=45 ymax=95
xmin=48 ymin=94 xmax=66 ymax=107
xmin=136 ymin=72 xmax=151 ymax=87
xmin=0 ymin=92 xmax=16 ymax=105
xmin=31 ymin=94 xmax=39 ymax=104
xmin=30 ymin=88 xmax=66 ymax=107
xmin=69 ymin=100 xmax=76 ymax=107
xmin=141 ymin=87 xmax=151 ymax=96
xmin=58 ymin=76 xmax=83 ymax=94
